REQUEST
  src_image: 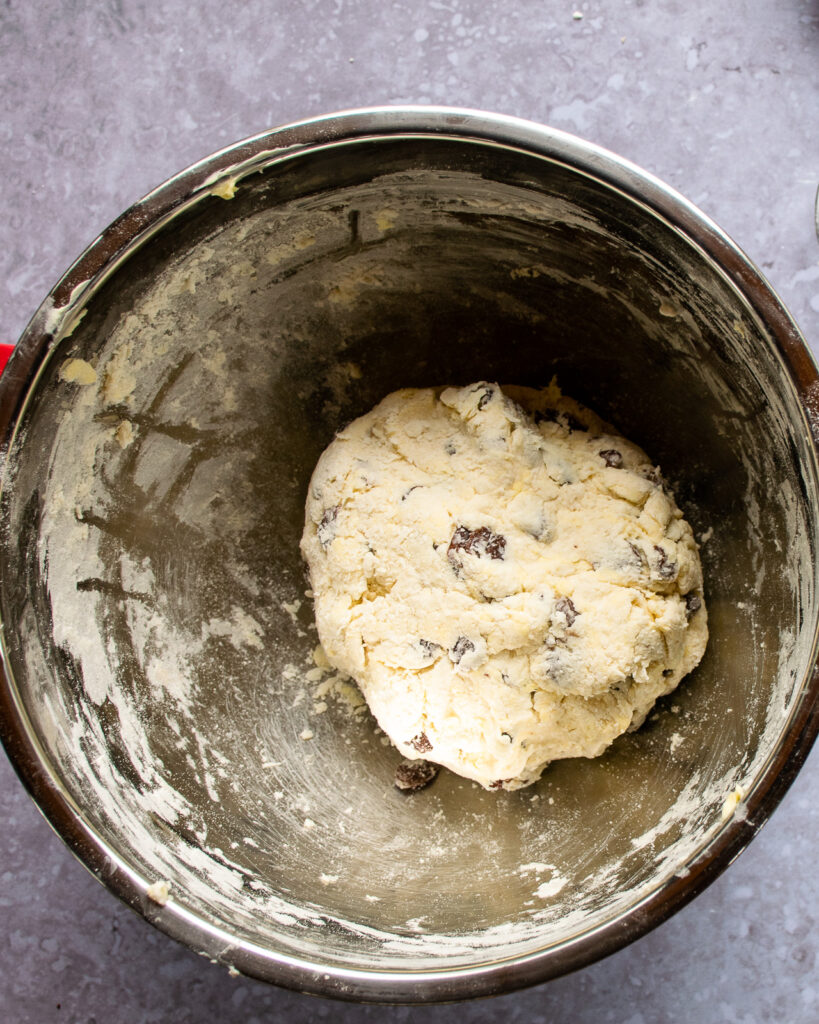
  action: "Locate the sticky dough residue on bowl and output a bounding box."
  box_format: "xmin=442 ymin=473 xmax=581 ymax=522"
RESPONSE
xmin=5 ymin=169 xmax=815 ymax=969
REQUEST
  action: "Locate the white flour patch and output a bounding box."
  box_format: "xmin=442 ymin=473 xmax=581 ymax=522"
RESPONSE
xmin=535 ymin=875 xmax=568 ymax=899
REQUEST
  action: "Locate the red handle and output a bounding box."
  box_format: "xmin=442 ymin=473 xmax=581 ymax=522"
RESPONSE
xmin=0 ymin=344 xmax=14 ymax=375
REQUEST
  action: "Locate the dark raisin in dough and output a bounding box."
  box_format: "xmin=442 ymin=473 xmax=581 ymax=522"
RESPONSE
xmin=448 ymin=525 xmax=506 ymax=561
xmin=554 ymin=596 xmax=579 ymax=627
xmin=599 ymin=449 xmax=623 ymax=468
xmin=410 ymin=732 xmax=433 ymax=753
xmin=450 ymin=636 xmax=475 ymax=663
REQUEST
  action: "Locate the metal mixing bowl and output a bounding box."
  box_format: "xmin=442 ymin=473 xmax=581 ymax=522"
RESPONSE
xmin=1 ymin=108 xmax=818 ymax=1002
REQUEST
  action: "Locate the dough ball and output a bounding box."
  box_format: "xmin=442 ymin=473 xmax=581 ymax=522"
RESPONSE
xmin=301 ymin=382 xmax=708 ymax=791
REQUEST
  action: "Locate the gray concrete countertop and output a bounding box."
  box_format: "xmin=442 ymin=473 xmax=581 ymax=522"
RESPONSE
xmin=2 ymin=2 xmax=817 ymax=1021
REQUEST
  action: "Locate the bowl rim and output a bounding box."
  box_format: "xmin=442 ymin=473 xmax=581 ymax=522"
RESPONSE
xmin=1 ymin=105 xmax=819 ymax=1003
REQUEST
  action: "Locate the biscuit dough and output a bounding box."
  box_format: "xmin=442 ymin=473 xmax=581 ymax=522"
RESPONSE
xmin=301 ymin=382 xmax=708 ymax=791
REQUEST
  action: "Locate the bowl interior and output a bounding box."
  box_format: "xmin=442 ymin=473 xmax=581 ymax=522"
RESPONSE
xmin=1 ymin=132 xmax=817 ymax=988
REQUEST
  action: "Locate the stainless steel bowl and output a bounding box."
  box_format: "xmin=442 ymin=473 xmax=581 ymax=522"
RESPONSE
xmin=1 ymin=107 xmax=818 ymax=1003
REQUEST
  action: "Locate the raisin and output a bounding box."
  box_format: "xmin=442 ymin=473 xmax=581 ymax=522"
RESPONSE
xmin=411 ymin=732 xmax=433 ymax=753
xmin=475 ymin=385 xmax=494 ymax=410
xmin=554 ymin=596 xmax=578 ymax=627
xmin=450 ymin=636 xmax=475 ymax=663
xmin=685 ymin=592 xmax=702 ymax=618
xmin=394 ymin=759 xmax=439 ymax=792
xmin=418 ymin=639 xmax=441 ymax=659
xmin=489 ymin=778 xmax=512 ymax=790
xmin=542 ymin=648 xmax=567 ymax=684
xmin=653 ymin=545 xmax=678 ymax=581
xmin=599 ymin=449 xmax=623 ymax=468
xmin=448 ymin=525 xmax=506 ymax=561
xmin=662 ymin=668 xmax=674 ymax=677
xmin=317 ymin=505 xmax=340 ymax=547
xmin=628 ymin=541 xmax=647 ymax=569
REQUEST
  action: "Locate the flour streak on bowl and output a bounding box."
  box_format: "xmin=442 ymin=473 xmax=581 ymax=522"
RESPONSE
xmin=1 ymin=108 xmax=818 ymax=1002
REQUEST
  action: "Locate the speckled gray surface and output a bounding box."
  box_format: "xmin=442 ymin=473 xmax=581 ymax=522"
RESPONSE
xmin=1 ymin=1 xmax=818 ymax=1021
